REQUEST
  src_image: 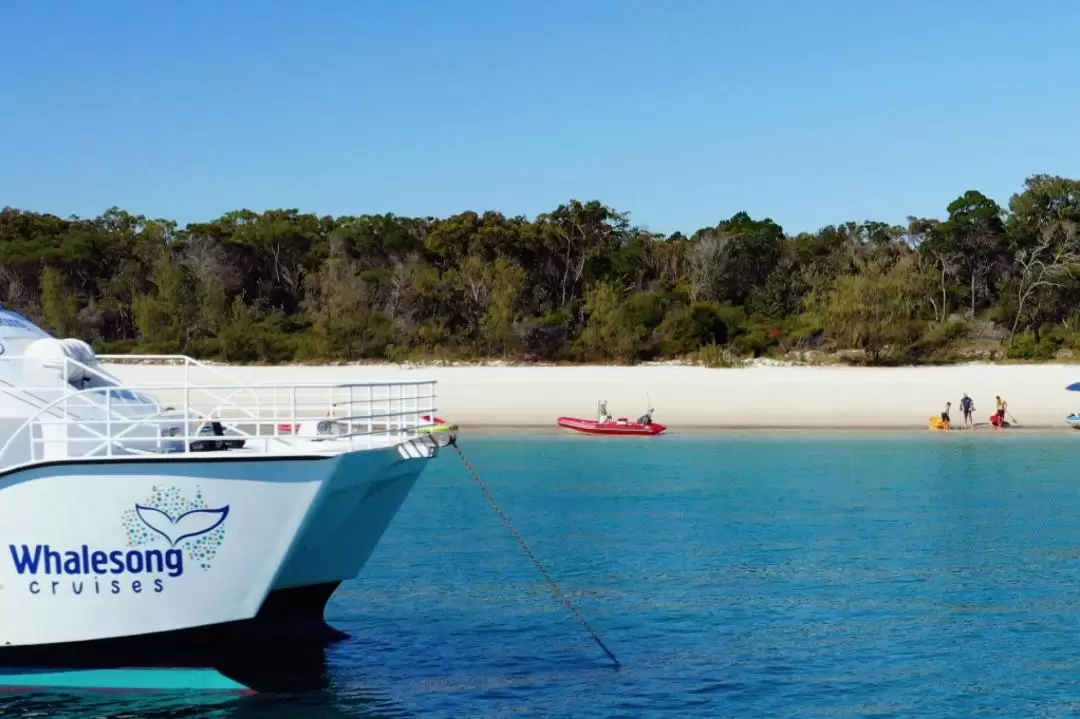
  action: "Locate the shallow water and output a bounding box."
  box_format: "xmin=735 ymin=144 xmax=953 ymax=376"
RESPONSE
xmin=8 ymin=432 xmax=1080 ymax=717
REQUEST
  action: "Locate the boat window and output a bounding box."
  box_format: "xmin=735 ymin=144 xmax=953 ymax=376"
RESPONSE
xmin=91 ymin=387 xmax=157 ymax=405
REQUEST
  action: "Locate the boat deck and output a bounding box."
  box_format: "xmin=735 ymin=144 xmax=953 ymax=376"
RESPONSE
xmin=0 ymin=352 xmax=445 ymax=470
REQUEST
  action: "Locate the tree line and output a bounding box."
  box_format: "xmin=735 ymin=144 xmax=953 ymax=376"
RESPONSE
xmin=2 ymin=173 xmax=1079 ymax=365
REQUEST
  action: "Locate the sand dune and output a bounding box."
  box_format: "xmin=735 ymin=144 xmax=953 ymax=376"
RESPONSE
xmin=101 ymin=361 xmax=1080 ymax=429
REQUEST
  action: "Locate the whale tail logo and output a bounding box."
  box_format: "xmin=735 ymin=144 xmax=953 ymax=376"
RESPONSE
xmin=135 ymin=504 xmax=230 ymax=547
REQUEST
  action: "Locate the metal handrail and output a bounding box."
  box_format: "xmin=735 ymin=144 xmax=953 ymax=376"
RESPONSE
xmin=0 ymin=376 xmax=158 ymax=440
xmin=97 ymin=354 xmax=288 ymax=430
xmin=0 ymin=374 xmax=440 ymax=470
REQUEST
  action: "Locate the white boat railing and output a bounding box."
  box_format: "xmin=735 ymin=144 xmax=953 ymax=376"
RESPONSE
xmin=95 ymin=353 xmax=274 ymax=425
xmin=0 ymin=355 xmax=440 ymax=469
xmin=94 ymin=354 xmax=439 ymax=438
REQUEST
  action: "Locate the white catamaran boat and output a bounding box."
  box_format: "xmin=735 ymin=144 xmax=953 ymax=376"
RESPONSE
xmin=0 ymin=303 xmax=450 ymax=693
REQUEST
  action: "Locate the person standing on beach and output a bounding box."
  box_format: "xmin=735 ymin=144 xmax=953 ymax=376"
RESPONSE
xmin=960 ymin=394 xmax=975 ymax=429
xmin=995 ymin=395 xmax=1007 ymax=429
xmin=941 ymin=401 xmax=952 ymax=429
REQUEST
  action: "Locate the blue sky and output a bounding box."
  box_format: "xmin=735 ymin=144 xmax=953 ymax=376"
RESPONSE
xmin=2 ymin=0 xmax=1078 ymax=235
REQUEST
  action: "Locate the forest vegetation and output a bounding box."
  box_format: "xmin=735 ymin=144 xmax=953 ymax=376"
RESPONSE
xmin=2 ymin=174 xmax=1079 ymax=366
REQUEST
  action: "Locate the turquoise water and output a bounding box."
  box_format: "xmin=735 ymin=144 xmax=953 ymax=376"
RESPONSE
xmin=9 ymin=432 xmax=1080 ymax=717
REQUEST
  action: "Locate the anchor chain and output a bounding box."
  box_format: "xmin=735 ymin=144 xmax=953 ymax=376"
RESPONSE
xmin=447 ymin=436 xmax=620 ymax=668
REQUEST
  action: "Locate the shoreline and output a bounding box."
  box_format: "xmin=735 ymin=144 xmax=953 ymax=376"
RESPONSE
xmin=102 ymin=362 xmax=1080 ymax=431
xmin=456 ymin=424 xmax=1076 ymax=434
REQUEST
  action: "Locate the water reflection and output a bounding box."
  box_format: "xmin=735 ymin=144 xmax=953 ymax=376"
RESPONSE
xmin=0 ymin=643 xmax=413 ymax=719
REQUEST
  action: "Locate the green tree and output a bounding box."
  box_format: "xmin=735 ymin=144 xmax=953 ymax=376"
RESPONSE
xmin=1008 ymin=230 xmax=1080 ymax=345
xmin=39 ymin=266 xmax=80 ymax=337
xmin=576 ymin=282 xmax=637 ymax=361
xmin=302 ymin=256 xmax=395 ymax=360
xmin=481 ymin=257 xmax=527 ymax=356
xmin=132 ymin=254 xmax=196 ymax=352
xmin=814 ymin=253 xmax=931 ymax=364
xmin=940 ymin=190 xmax=1007 ymax=316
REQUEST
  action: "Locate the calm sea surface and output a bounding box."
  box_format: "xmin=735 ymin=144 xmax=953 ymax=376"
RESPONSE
xmin=10 ymin=432 xmax=1080 ymax=718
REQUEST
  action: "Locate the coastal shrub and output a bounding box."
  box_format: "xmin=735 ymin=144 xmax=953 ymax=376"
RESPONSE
xmin=516 ymin=311 xmax=571 ymax=361
xmin=651 ymin=307 xmax=698 ymax=356
xmin=777 ymin=314 xmax=825 ymax=351
xmin=694 ymin=341 xmax=739 ymax=368
xmin=624 ymin=291 xmax=668 ymax=334
xmin=731 ymin=324 xmax=773 ymax=358
xmin=906 ymin=320 xmax=971 ymax=362
xmin=615 ymin=291 xmax=670 ymax=360
xmin=213 ymin=300 xmax=299 ymax=364
xmin=90 ymin=338 xmax=138 ymax=355
xmin=651 ymin=302 xmax=735 ymax=357
xmin=1008 ymin=332 xmax=1063 ymax=361
xmin=730 ymin=314 xmax=799 ymax=357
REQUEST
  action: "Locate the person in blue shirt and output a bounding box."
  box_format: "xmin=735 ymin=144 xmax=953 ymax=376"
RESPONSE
xmin=960 ymin=393 xmax=975 ymax=430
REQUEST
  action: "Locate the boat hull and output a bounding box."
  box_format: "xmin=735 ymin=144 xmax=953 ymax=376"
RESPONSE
xmin=556 ymin=417 xmax=666 ymax=436
xmin=0 ymin=442 xmax=435 ymax=649
xmin=0 ymin=580 xmax=345 ymax=693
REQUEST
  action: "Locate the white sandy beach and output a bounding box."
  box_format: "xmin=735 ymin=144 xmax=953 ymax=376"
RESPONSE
xmin=100 ymin=361 xmax=1080 ymax=430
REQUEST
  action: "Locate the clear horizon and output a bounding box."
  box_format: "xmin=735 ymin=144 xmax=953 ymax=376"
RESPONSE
xmin=2 ymin=0 xmax=1078 ymax=235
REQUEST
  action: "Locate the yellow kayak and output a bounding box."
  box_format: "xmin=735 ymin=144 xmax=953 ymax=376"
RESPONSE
xmin=928 ymin=416 xmax=950 ymax=431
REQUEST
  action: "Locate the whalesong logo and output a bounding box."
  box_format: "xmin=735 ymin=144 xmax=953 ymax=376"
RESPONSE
xmin=8 ymin=486 xmax=229 ymax=597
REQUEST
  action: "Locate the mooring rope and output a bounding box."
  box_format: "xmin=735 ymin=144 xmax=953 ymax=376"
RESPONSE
xmin=448 ymin=437 xmax=620 ymax=668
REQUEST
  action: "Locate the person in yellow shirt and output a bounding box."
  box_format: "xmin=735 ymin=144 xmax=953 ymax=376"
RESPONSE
xmin=994 ymin=395 xmax=1007 ymax=429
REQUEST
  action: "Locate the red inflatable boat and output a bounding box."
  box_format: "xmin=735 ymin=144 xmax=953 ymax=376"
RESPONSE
xmin=557 ymin=416 xmax=667 ymax=436
xmin=557 ymin=400 xmax=666 ymax=436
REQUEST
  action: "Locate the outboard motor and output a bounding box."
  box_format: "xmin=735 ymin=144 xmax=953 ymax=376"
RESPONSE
xmin=190 ymin=420 xmax=246 ymax=452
